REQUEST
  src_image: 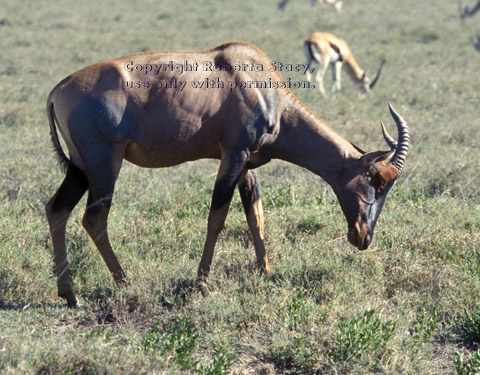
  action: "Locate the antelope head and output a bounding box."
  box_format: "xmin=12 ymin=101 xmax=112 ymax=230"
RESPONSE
xmin=335 ymin=103 xmax=409 ymax=250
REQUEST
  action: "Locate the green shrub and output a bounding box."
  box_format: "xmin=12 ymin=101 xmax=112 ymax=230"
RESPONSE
xmin=454 ymin=351 xmax=480 ymax=375
xmin=330 ymin=309 xmax=396 ymax=366
xmin=141 ymin=316 xmax=234 ymax=374
xmin=408 ymin=308 xmax=439 ymax=348
xmin=460 ymin=307 xmax=480 ymax=346
xmin=270 ymin=333 xmax=319 ymax=374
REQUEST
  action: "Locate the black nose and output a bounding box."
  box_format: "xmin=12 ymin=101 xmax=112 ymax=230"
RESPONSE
xmin=362 ymin=233 xmax=372 ymax=250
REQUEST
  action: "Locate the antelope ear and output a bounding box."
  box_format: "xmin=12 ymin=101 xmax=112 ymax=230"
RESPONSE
xmin=360 ymin=150 xmax=394 ymax=166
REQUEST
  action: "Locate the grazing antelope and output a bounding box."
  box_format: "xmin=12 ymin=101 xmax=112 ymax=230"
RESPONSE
xmin=278 ymin=0 xmax=343 ymax=13
xmin=45 ymin=41 xmax=409 ymax=307
xmin=459 ymin=0 xmax=480 ymax=18
xmin=304 ymin=32 xmax=385 ymax=96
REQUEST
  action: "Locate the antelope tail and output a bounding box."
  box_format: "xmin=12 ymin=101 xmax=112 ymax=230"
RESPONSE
xmin=46 ymin=95 xmax=70 ymax=173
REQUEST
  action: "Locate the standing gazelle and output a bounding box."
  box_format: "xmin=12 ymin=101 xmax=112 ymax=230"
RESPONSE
xmin=304 ymin=32 xmax=385 ymax=96
xmin=45 ymin=41 xmax=409 ymax=307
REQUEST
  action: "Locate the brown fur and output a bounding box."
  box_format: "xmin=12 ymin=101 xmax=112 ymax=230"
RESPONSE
xmin=45 ymin=41 xmax=407 ymax=306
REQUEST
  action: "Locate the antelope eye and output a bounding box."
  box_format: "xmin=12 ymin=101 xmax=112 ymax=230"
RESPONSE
xmin=371 ymin=173 xmax=383 ymax=188
xmin=371 ymin=173 xmax=387 ymax=197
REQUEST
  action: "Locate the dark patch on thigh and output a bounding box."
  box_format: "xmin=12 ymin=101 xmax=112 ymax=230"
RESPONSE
xmin=51 ymin=164 xmax=89 ymax=212
xmin=68 ymin=96 xmax=140 ymax=143
xmin=210 ymin=174 xmax=240 ymax=212
xmin=210 ymin=153 xmax=248 ymax=212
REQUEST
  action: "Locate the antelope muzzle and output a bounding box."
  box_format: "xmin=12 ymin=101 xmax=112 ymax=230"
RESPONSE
xmin=348 ymin=222 xmax=372 ymax=250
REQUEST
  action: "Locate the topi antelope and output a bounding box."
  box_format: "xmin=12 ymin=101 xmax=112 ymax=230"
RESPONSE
xmin=45 ymin=41 xmax=409 ymax=307
xmin=304 ymin=32 xmax=385 ymax=96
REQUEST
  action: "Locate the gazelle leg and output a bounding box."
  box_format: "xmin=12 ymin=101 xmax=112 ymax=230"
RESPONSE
xmin=197 ymin=150 xmax=247 ymax=281
xmin=332 ymin=61 xmax=342 ymax=92
xmin=316 ymin=57 xmax=330 ymax=96
xmin=238 ymin=169 xmax=270 ymax=273
xmin=45 ymin=165 xmax=89 ymax=307
xmin=81 ymin=146 xmax=126 ymax=286
xmin=305 ymin=59 xmax=313 ymax=83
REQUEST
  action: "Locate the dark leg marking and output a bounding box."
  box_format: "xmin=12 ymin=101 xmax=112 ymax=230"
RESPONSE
xmin=238 ymin=169 xmax=270 ymax=273
xmin=197 ymin=151 xmax=248 ymax=281
xmin=46 ymin=164 xmax=89 ymax=307
xmin=51 ymin=164 xmax=89 ymax=213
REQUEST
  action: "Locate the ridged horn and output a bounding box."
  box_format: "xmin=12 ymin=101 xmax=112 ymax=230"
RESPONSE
xmin=369 ymin=59 xmax=386 ymax=89
xmin=386 ymin=102 xmax=410 ymax=174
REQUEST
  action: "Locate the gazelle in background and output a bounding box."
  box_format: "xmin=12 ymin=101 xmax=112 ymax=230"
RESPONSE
xmin=279 ymin=0 xmax=343 ymax=13
xmin=45 ymin=41 xmax=408 ymax=307
xmin=304 ymin=32 xmax=385 ymax=96
xmin=459 ymin=0 xmax=480 ymax=18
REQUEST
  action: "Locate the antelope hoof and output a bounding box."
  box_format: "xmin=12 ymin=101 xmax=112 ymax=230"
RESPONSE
xmin=58 ymin=290 xmax=78 ymax=308
xmin=258 ymin=260 xmax=271 ymax=274
xmin=194 ymin=278 xmax=208 ymax=297
xmin=114 ymin=276 xmax=128 ymax=288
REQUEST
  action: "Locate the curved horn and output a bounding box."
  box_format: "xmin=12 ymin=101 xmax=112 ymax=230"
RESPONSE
xmin=381 ymin=122 xmax=397 ymax=149
xmin=369 ymin=59 xmax=386 ymax=89
xmin=387 ymin=102 xmax=410 ymax=174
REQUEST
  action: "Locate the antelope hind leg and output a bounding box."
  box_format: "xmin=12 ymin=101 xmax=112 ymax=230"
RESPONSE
xmin=45 ymin=164 xmax=89 ymax=307
xmin=81 ymin=145 xmax=127 ymax=286
xmin=238 ymin=169 xmax=270 ymax=273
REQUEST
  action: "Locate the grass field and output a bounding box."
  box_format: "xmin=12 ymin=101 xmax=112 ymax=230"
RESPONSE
xmin=1 ymin=0 xmax=480 ymax=373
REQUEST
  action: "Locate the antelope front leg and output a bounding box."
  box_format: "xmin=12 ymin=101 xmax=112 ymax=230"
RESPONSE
xmin=238 ymin=169 xmax=270 ymax=273
xmin=315 ymin=58 xmax=329 ymax=97
xmin=332 ymin=61 xmax=342 ymax=92
xmin=197 ymin=150 xmax=247 ymax=282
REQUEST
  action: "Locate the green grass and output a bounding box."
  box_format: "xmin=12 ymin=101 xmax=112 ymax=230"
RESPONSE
xmin=1 ymin=0 xmax=480 ymax=373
